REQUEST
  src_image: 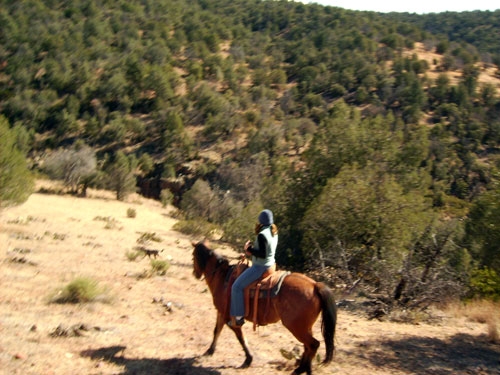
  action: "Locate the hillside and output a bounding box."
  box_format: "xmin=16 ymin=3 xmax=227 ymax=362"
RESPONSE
xmin=1 ymin=188 xmax=499 ymax=375
xmin=2 ymin=0 xmax=500 ymax=304
xmin=403 ymin=43 xmax=500 ymax=91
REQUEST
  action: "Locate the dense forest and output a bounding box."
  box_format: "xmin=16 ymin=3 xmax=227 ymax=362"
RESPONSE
xmin=1 ymin=0 xmax=500 ymax=307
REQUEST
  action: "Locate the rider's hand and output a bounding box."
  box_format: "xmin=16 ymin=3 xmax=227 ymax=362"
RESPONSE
xmin=244 ymin=240 xmax=252 ymax=255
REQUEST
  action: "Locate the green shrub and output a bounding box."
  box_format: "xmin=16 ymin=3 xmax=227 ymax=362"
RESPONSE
xmin=160 ymin=189 xmax=173 ymax=208
xmin=136 ymin=232 xmax=162 ymax=244
xmin=0 ymin=116 xmax=34 ymax=208
xmin=469 ymin=267 xmax=500 ymax=301
xmin=150 ymin=259 xmax=170 ymax=275
xmin=51 ymin=277 xmax=107 ymax=304
xmin=173 ymin=218 xmax=218 ymax=237
xmin=125 ymin=249 xmax=142 ymax=261
xmin=94 ymin=215 xmax=119 ymax=229
xmin=127 ymin=208 xmax=137 ymax=218
xmin=104 ymin=220 xmax=118 ymax=230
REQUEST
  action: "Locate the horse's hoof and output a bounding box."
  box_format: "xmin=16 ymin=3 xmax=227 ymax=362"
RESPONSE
xmin=291 ymin=366 xmax=311 ymax=375
xmin=240 ymin=356 xmax=253 ymax=368
xmin=203 ymin=348 xmax=215 ymax=356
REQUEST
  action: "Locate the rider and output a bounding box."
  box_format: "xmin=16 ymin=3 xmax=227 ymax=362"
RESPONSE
xmin=229 ymin=209 xmax=278 ymax=327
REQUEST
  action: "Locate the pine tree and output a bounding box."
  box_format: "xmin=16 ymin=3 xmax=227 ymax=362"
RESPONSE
xmin=0 ymin=116 xmax=34 ymax=208
xmin=105 ymin=151 xmax=137 ymax=201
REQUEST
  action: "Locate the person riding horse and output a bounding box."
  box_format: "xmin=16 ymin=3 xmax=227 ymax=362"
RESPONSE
xmin=192 ymin=239 xmax=337 ymax=374
xmin=229 ymin=209 xmax=278 ymax=327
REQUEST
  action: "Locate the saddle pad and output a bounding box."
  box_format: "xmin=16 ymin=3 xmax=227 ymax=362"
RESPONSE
xmin=247 ymin=270 xmax=290 ymax=298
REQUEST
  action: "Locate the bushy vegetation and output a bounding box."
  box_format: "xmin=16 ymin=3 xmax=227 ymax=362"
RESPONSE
xmin=393 ymin=10 xmax=500 ymax=66
xmin=0 ymin=116 xmax=34 ymax=207
xmin=125 ymin=249 xmax=142 ymax=261
xmin=469 ymin=268 xmax=500 ymax=301
xmin=51 ymin=277 xmax=107 ymax=304
xmin=126 ymin=208 xmax=137 ymax=218
xmin=136 ymin=232 xmax=162 ymax=245
xmin=43 ymin=141 xmax=97 ymax=196
xmin=3 ymin=0 xmax=500 ymax=304
xmin=150 ymin=259 xmax=170 ymax=276
xmin=173 ymin=218 xmax=219 ymax=238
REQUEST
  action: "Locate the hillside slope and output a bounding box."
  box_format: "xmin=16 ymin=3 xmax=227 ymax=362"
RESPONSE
xmin=1 ymin=187 xmax=499 ymax=375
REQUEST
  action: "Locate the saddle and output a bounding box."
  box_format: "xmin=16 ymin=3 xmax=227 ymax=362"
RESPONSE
xmin=227 ymin=259 xmax=289 ymax=331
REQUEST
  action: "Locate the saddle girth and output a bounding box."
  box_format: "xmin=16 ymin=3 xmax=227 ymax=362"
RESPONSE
xmin=244 ymin=267 xmax=290 ymax=331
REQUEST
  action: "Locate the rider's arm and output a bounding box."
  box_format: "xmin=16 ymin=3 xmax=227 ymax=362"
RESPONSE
xmin=246 ymin=233 xmax=267 ymax=259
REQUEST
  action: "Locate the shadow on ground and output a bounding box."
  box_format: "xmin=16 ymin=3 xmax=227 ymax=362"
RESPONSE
xmin=352 ymin=332 xmax=500 ymax=375
xmin=81 ymin=346 xmax=222 ymax=375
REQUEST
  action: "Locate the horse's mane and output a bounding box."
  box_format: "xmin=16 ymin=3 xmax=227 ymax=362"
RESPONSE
xmin=194 ymin=241 xmax=230 ymax=272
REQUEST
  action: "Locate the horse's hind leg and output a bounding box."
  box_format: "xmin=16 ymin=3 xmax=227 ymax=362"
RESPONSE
xmin=204 ymin=312 xmax=225 ymax=356
xmin=294 ymin=338 xmax=319 ymax=375
xmin=288 ymin=329 xmax=319 ymax=375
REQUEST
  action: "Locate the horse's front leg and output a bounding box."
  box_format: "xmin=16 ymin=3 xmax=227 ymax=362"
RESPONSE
xmin=227 ymin=323 xmax=253 ymax=368
xmin=204 ymin=312 xmax=226 ymax=356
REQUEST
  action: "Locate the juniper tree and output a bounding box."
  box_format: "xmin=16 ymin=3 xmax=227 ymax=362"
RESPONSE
xmin=0 ymin=116 xmax=34 ymax=208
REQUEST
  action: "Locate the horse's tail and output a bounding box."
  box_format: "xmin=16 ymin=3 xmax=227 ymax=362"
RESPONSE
xmin=315 ymin=282 xmax=337 ymax=364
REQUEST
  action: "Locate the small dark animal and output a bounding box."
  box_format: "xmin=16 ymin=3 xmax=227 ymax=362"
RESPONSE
xmin=192 ymin=240 xmax=337 ymax=375
xmin=141 ymin=248 xmax=163 ymax=259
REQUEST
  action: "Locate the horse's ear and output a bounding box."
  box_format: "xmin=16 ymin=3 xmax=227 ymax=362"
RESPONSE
xmin=191 ymin=240 xmax=198 ymax=248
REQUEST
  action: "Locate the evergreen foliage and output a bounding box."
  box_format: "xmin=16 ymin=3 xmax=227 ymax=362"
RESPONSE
xmin=105 ymin=151 xmax=137 ymax=201
xmin=0 ymin=116 xmax=34 ymax=208
xmin=1 ymin=0 xmax=500 ymax=301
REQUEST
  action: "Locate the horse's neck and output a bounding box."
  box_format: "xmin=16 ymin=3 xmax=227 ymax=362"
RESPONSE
xmin=204 ymin=258 xmax=230 ymax=295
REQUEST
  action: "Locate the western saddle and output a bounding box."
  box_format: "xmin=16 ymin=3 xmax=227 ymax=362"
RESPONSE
xmin=228 ymin=259 xmax=289 ymax=331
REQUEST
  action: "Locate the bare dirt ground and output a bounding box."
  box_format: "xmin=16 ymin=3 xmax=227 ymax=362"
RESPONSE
xmin=1 ymin=185 xmax=499 ymax=375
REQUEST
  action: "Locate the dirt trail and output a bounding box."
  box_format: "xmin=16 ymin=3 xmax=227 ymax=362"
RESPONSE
xmin=1 ymin=189 xmax=499 ymax=375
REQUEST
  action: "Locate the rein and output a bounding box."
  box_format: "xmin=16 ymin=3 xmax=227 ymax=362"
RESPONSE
xmin=204 ymin=254 xmax=229 ymax=285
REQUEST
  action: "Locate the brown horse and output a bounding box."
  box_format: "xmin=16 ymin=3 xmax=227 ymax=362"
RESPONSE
xmin=192 ymin=240 xmax=337 ymax=375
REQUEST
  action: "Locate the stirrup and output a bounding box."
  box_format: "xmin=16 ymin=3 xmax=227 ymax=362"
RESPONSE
xmin=227 ymin=317 xmax=245 ymax=327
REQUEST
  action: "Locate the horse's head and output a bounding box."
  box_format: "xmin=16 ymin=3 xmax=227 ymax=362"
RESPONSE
xmin=192 ymin=240 xmax=230 ymax=280
xmin=192 ymin=240 xmax=211 ymax=279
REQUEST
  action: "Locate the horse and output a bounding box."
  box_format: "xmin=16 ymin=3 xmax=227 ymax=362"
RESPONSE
xmin=192 ymin=240 xmax=337 ymax=375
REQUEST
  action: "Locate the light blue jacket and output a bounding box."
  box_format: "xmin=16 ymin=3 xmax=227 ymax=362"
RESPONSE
xmin=251 ymin=226 xmax=277 ymax=267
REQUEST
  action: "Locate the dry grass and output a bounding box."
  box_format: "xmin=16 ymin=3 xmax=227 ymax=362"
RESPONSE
xmin=444 ymin=299 xmax=500 ymax=343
